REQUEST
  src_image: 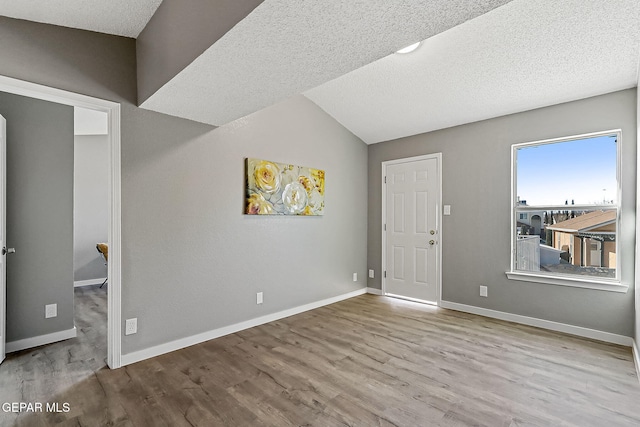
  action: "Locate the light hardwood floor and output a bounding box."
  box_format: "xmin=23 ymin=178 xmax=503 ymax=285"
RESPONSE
xmin=1 ymin=288 xmax=640 ymax=426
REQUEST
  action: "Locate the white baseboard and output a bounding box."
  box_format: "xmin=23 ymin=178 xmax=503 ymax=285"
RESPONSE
xmin=440 ymin=300 xmax=633 ymax=347
xmin=74 ymin=278 xmax=107 ymax=288
xmin=366 ymin=287 xmax=383 ymax=295
xmin=633 ymin=340 xmax=640 ymax=384
xmin=6 ymin=327 xmax=77 ymax=353
xmin=121 ymin=288 xmax=368 ymax=367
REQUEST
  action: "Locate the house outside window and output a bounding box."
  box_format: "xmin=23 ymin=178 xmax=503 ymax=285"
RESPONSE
xmin=509 ymin=130 xmax=620 ymax=287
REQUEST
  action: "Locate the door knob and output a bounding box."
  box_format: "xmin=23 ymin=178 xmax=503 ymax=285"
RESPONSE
xmin=429 ymin=240 xmax=435 ymax=246
xmin=2 ymin=247 xmax=15 ymax=255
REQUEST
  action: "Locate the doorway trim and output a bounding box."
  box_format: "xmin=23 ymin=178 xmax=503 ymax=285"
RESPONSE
xmin=0 ymin=75 xmax=122 ymax=369
xmin=381 ymin=153 xmax=443 ymax=306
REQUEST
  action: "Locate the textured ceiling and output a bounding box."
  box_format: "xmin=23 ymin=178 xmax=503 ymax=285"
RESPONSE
xmin=0 ymin=0 xmax=162 ymax=37
xmin=3 ymin=0 xmax=640 ymax=145
xmin=306 ymin=0 xmax=640 ymax=144
xmin=139 ymin=0 xmax=513 ymax=126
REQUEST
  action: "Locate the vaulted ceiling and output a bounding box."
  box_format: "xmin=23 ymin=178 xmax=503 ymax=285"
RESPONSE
xmin=2 ymin=0 xmax=639 ymax=144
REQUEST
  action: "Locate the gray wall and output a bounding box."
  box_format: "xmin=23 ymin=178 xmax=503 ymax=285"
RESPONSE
xmin=122 ymin=96 xmax=367 ymax=352
xmin=0 ymin=17 xmax=368 ymax=354
xmin=368 ymin=89 xmax=636 ymax=337
xmin=0 ymin=17 xmax=136 ymax=105
xmin=0 ymin=92 xmax=74 ymax=342
xmin=74 ymin=135 xmax=109 ymax=282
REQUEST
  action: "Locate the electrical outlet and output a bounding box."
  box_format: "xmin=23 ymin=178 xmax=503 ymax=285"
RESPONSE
xmin=45 ymin=304 xmax=57 ymax=319
xmin=480 ymin=286 xmax=488 ymax=297
xmin=368 ymin=269 xmax=375 ymax=278
xmin=125 ymin=318 xmax=137 ymax=335
xmin=444 ymin=205 xmax=451 ymax=215
xmin=353 ymin=272 xmax=358 ymax=282
xmin=257 ymin=292 xmax=263 ymax=305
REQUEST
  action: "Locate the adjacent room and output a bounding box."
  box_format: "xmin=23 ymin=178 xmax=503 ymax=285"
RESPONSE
xmin=0 ymin=1 xmax=639 ymax=426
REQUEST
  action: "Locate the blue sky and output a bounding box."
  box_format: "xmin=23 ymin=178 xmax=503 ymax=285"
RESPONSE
xmin=517 ymin=134 xmax=617 ymax=206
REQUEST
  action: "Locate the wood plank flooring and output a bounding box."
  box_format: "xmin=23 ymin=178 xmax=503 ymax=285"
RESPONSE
xmin=1 ymin=289 xmax=639 ymax=426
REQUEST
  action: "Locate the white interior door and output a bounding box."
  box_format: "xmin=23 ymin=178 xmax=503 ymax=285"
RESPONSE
xmin=384 ymin=156 xmax=440 ymax=303
xmin=0 ymin=115 xmax=6 ymax=364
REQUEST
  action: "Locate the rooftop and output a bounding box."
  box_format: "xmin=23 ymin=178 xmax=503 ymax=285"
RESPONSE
xmin=546 ymin=210 xmax=616 ymax=233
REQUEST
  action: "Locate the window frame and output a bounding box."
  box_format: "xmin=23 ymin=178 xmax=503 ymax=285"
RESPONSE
xmin=507 ymin=129 xmax=626 ymax=293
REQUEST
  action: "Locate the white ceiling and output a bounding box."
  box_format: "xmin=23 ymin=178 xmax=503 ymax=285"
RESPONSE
xmin=2 ymin=0 xmax=639 ymax=144
xmin=306 ymin=0 xmax=640 ymax=144
xmin=139 ymin=0 xmax=514 ymax=126
xmin=0 ymin=0 xmax=162 ymax=37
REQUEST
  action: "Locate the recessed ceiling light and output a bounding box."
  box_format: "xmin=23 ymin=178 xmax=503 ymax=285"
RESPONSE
xmin=396 ymin=41 xmax=421 ymax=54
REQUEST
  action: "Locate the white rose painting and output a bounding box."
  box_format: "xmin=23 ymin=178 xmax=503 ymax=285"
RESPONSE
xmin=246 ymin=158 xmax=325 ymax=216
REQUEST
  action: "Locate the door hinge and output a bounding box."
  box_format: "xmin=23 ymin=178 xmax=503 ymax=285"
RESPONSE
xmin=384 ymin=223 xmax=386 ymax=231
xmin=384 ymin=176 xmax=387 ymax=184
xmin=384 ymin=271 xmax=387 ymax=278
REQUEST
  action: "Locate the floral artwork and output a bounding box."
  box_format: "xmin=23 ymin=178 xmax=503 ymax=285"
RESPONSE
xmin=246 ymin=158 xmax=325 ymax=215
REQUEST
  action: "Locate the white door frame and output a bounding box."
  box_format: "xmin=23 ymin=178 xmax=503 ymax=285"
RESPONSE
xmin=0 ymin=75 xmax=122 ymax=369
xmin=382 ymin=153 xmax=443 ymax=305
xmin=0 ymin=115 xmax=6 ymax=364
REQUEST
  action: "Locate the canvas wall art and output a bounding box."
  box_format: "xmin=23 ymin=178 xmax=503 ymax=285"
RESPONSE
xmin=246 ymin=158 xmax=325 ymax=216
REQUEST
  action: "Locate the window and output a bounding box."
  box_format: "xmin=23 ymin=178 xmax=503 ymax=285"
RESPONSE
xmin=509 ymin=130 xmax=620 ymax=288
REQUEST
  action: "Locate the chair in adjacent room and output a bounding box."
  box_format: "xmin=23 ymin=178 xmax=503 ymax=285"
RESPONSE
xmin=96 ymin=243 xmax=109 ymax=288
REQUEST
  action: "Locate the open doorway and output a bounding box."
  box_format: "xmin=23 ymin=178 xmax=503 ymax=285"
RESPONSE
xmin=0 ymin=75 xmax=122 ymax=368
xmin=73 ymin=107 xmax=109 ymax=366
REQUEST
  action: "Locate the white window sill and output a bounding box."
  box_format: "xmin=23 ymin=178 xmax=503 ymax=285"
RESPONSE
xmin=505 ymin=271 xmax=628 ymax=293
